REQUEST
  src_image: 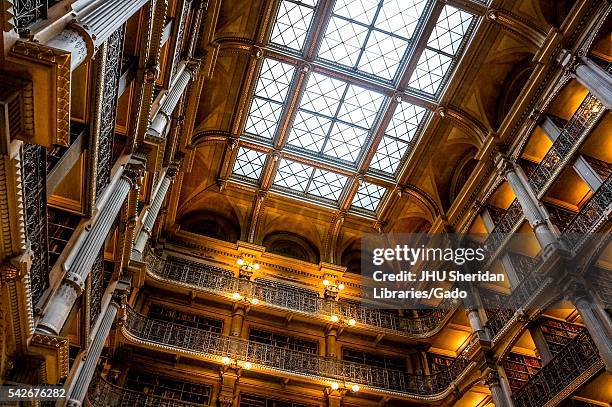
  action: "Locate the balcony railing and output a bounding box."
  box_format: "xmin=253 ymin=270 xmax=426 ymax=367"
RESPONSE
xmin=122 ymin=308 xmax=476 ymax=397
xmin=486 ymin=254 xmax=547 ymax=338
xmin=484 ymin=199 xmax=523 ymax=256
xmin=528 ymin=93 xmax=605 ymax=194
xmin=512 ymin=329 xmax=603 ymax=407
xmin=562 ymin=175 xmax=612 ymax=252
xmin=88 ymin=374 xmax=200 ymax=407
xmin=145 ymin=252 xmax=457 ymax=338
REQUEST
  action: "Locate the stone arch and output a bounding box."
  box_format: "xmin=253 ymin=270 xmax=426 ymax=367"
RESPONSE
xmin=262 ymin=231 xmax=320 ymax=264
xmin=179 ymin=210 xmax=241 ymax=243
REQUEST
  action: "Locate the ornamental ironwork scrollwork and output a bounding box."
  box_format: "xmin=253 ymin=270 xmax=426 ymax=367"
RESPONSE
xmin=89 ymin=249 xmax=105 ymax=327
xmin=87 ymin=374 xmax=199 ymax=407
xmin=12 ymin=0 xmax=47 ymax=34
xmin=528 ymin=93 xmax=605 ymax=193
xmin=96 ymin=27 xmax=125 ymax=198
xmin=147 ymin=253 xmax=457 ymax=337
xmin=485 ymin=199 xmax=523 ymax=255
xmin=123 ymin=308 xmax=476 ymax=396
xmin=512 ymin=329 xmax=602 ymax=407
xmin=22 ymin=143 xmax=49 ymax=306
xmin=562 ymin=175 xmax=612 ymax=251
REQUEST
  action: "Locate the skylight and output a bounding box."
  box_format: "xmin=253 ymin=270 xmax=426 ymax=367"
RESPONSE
xmin=232 ymin=147 xmax=267 ymax=179
xmin=273 ymin=158 xmax=348 ymax=202
xmin=244 ymin=58 xmax=296 ymax=139
xmin=230 ymin=0 xmax=478 ymax=213
xmin=318 ymin=0 xmax=428 ymax=81
xmin=287 ymin=72 xmax=386 ymax=163
xmin=352 ymin=182 xmax=387 ymax=211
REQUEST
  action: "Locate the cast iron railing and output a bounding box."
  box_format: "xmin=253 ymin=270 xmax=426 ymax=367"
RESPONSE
xmin=88 ymin=374 xmax=199 ymax=407
xmin=484 ymin=199 xmax=523 ymax=255
xmin=123 ymin=308 xmax=476 ymax=396
xmin=486 ymin=253 xmax=545 ymax=338
xmin=528 ymin=93 xmax=605 ymax=193
xmin=562 ymin=175 xmax=612 ymax=251
xmin=512 ymin=329 xmax=602 ymax=407
xmin=145 ymin=252 xmax=457 ymax=337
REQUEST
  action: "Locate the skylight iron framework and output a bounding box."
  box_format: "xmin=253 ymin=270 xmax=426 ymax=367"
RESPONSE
xmin=230 ymin=0 xmax=479 ymax=214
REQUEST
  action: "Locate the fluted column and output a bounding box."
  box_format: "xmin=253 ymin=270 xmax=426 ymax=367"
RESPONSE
xmin=558 ymin=50 xmax=612 ymax=109
xmin=567 ymin=282 xmax=612 ymax=372
xmin=495 ymin=155 xmax=558 ymax=250
xmin=147 ymin=64 xmax=195 ymax=138
xmin=229 ymin=307 xmax=245 ymax=337
xmin=325 ymin=327 xmax=337 ymax=358
xmin=484 ymin=369 xmax=515 ymax=407
xmin=132 ymin=168 xmax=175 ymax=260
xmin=65 ymin=287 xmax=127 ymax=406
xmin=38 ymin=164 xmax=142 ymax=335
xmin=46 ymin=0 xmax=149 ymax=71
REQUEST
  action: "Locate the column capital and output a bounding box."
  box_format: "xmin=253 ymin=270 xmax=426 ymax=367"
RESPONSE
xmin=1 ymin=251 xmax=32 ymax=282
xmin=121 ymin=160 xmax=146 ymax=189
xmin=494 ymin=153 xmax=514 ymax=178
xmin=483 ymin=369 xmax=500 ymax=387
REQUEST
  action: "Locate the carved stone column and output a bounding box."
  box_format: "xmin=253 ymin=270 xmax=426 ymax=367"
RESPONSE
xmin=217 ymin=367 xmax=239 ymax=407
xmin=567 ymin=282 xmax=612 ymax=372
xmin=229 ymin=306 xmax=245 ymax=337
xmin=132 ymin=167 xmax=176 ymax=260
xmin=558 ymin=50 xmax=612 ymax=109
xmin=495 ymin=155 xmax=558 ymax=250
xmin=65 ymin=285 xmax=128 ymax=406
xmin=324 ymin=327 xmax=337 ymax=358
xmin=484 ymin=369 xmax=514 ymax=407
xmin=147 ymin=63 xmax=195 ymax=138
xmin=38 ymin=163 xmax=142 ymax=335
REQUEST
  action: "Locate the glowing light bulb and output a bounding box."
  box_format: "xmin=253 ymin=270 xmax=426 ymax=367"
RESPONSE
xmin=221 ymin=356 xmax=231 ymax=365
xmin=252 ymin=263 xmax=260 ymax=270
xmin=322 ymin=279 xmax=330 ymax=286
xmin=232 ymin=292 xmax=242 ymax=300
xmin=337 ymin=283 xmax=345 ymax=290
xmin=243 ymin=361 xmax=252 ymax=369
xmin=251 ymin=298 xmax=259 ymax=305
xmin=351 ymin=384 xmax=360 ymax=392
xmin=237 ymin=258 xmax=245 ymax=266
xmin=348 ymin=318 xmax=356 ymax=326
xmin=331 ymin=315 xmax=339 ymax=323
xmin=330 ymin=382 xmax=339 ymax=390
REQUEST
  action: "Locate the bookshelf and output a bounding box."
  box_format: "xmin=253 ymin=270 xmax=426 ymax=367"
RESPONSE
xmin=343 ymin=348 xmax=405 ymax=371
xmin=539 ymin=317 xmax=583 ymax=354
xmin=148 ymin=304 xmax=223 ymax=334
xmin=249 ymin=328 xmax=318 ymax=354
xmin=502 ymin=352 xmax=542 ymax=392
xmin=47 ymin=207 xmax=81 ymax=270
xmin=124 ymin=371 xmax=212 ymax=404
xmin=426 ymin=353 xmax=455 ymax=373
xmin=239 ymin=393 xmax=313 ymax=407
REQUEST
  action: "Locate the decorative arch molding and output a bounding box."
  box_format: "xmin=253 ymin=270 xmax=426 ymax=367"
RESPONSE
xmin=178 ymin=210 xmax=241 ymax=243
xmin=485 ymin=8 xmax=547 ymax=49
xmin=190 ymin=130 xmax=231 ymax=147
xmin=449 ymin=149 xmax=479 ymax=204
xmin=400 ymin=184 xmax=443 ymax=221
xmin=262 ymin=231 xmax=320 ymax=264
xmin=436 ymin=106 xmax=489 ymax=149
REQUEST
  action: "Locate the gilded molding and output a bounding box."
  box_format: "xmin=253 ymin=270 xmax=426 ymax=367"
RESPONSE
xmin=30 ymin=333 xmax=70 ymax=379
xmin=10 ymin=41 xmax=71 ymax=147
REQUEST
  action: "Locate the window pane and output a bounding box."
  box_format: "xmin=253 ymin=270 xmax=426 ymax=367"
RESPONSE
xmin=270 ymin=0 xmax=318 ymax=51
xmin=232 ymin=147 xmax=267 ymax=179
xmin=353 ymin=182 xmax=386 ymax=211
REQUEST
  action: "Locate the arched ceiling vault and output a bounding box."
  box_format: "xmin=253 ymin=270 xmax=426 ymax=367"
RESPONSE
xmin=167 ymin=0 xmax=584 ymax=265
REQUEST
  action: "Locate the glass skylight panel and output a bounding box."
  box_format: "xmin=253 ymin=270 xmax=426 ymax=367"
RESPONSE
xmin=427 ymin=5 xmax=473 ymax=56
xmin=274 ymin=159 xmax=312 ymax=191
xmin=408 ymin=5 xmax=474 ymax=95
xmin=287 ymin=72 xmax=385 ymax=163
xmin=309 ymin=169 xmax=348 ymax=200
xmin=232 ymin=147 xmax=267 ymax=179
xmin=273 ymin=159 xmax=348 ymax=202
xmin=370 ymin=102 xmax=426 ymax=174
xmin=318 ymin=0 xmax=428 ymax=81
xmin=270 ymin=0 xmax=318 ymax=52
xmin=370 ymin=137 xmax=408 ymax=173
xmin=244 ymin=58 xmax=296 ymax=139
xmin=352 ymin=182 xmax=386 ymax=211
xmin=408 ymin=49 xmax=452 ymax=94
